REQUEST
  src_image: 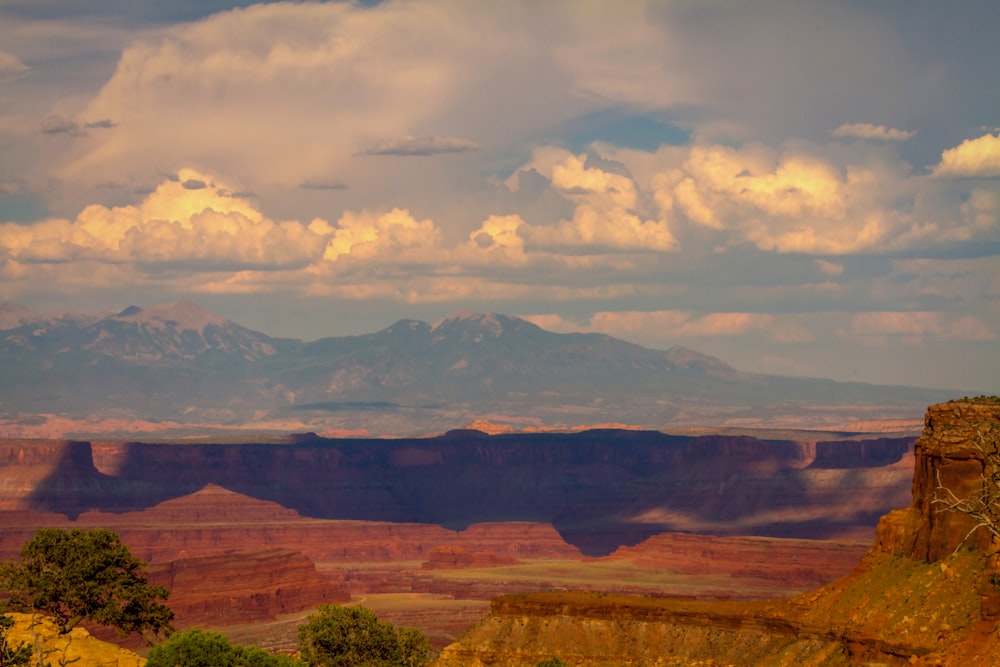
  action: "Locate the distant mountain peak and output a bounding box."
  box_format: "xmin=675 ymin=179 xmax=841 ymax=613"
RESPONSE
xmin=112 ymin=299 xmax=229 ymax=333
xmin=433 ymin=311 xmax=510 ymax=336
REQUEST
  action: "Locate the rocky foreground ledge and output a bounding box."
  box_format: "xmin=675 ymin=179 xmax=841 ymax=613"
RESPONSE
xmin=435 ymin=398 xmax=1000 ymax=667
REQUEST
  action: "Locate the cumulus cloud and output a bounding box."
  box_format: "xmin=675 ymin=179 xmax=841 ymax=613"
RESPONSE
xmin=358 ymin=135 xmax=480 ymax=157
xmin=460 ymin=214 xmax=528 ymax=266
xmin=319 ymin=208 xmax=441 ymax=265
xmin=932 ymin=133 xmax=1000 ymax=178
xmin=832 ymin=123 xmax=915 ymax=142
xmin=0 ymin=168 xmax=326 ymax=270
xmin=652 ymin=141 xmax=950 ymax=254
xmin=513 ymin=150 xmax=678 ymax=252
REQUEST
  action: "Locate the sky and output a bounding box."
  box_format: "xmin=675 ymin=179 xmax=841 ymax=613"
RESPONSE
xmin=0 ymin=0 xmax=998 ymax=393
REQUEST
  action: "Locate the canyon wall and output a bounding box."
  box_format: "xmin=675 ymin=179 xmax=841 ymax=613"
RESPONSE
xmin=435 ymin=399 xmax=1000 ymax=666
xmin=0 ymin=429 xmax=915 ymax=555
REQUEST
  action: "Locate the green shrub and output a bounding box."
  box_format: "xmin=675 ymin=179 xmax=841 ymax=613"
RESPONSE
xmin=147 ymin=629 xmax=304 ymax=667
xmin=297 ymin=604 xmax=432 ymax=666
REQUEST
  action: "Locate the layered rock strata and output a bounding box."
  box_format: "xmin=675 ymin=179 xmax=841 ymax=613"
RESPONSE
xmin=0 ymin=430 xmax=916 ymax=555
xmin=435 ymin=399 xmax=1000 ymax=666
xmin=147 ymin=548 xmax=349 ymax=626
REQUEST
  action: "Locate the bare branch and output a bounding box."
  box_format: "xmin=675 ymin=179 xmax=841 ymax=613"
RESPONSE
xmin=932 ymin=422 xmax=1000 ymax=553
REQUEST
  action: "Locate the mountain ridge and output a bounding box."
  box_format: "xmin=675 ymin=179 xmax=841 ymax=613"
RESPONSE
xmin=0 ymin=300 xmax=958 ymax=434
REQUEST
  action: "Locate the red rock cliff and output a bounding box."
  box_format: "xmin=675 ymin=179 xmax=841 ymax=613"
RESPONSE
xmin=877 ymin=399 xmax=1000 ymax=561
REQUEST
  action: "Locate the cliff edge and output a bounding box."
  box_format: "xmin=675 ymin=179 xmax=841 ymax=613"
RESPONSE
xmin=435 ymin=398 xmax=1000 ymax=666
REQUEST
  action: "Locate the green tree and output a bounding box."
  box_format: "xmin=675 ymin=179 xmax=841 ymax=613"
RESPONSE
xmin=0 ymin=615 xmax=31 ymax=667
xmin=297 ymin=604 xmax=432 ymax=667
xmin=147 ymin=629 xmax=305 ymax=667
xmin=0 ymin=528 xmax=173 ymax=640
xmin=536 ymin=658 xmax=568 ymax=667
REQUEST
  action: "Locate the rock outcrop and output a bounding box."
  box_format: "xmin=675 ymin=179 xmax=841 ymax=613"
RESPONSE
xmin=147 ymin=548 xmax=349 ymax=626
xmin=435 ymin=398 xmax=1000 ymax=666
xmin=3 ymin=612 xmax=145 ymax=667
xmin=877 ymin=399 xmax=1000 ymax=561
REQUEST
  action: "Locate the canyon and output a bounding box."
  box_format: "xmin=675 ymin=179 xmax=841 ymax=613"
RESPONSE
xmin=0 ymin=426 xmax=915 ymax=651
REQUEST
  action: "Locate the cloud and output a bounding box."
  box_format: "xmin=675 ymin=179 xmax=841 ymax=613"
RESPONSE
xmin=0 ymin=50 xmax=28 ymax=83
xmin=815 ymin=259 xmax=844 ymax=276
xmin=513 ymin=151 xmax=678 ymax=252
xmin=0 ymin=168 xmax=326 ymax=270
xmin=525 ymin=309 xmax=815 ymax=345
xmin=832 ymin=123 xmax=915 ymax=142
xmin=847 ymin=311 xmax=996 ymax=342
xmin=40 ymin=115 xmax=115 ymax=137
xmin=932 ymin=133 xmax=1000 ymax=178
xmin=358 ymin=135 xmax=480 ymax=157
xmin=299 ymin=179 xmax=348 ymax=191
xmin=460 ymin=214 xmax=528 ymax=266
xmin=651 ymin=140 xmax=962 ymax=254
xmin=318 ymin=208 xmax=441 ymax=265
xmin=84 ymin=118 xmax=116 ymax=129
xmin=41 ymin=114 xmax=84 ymax=136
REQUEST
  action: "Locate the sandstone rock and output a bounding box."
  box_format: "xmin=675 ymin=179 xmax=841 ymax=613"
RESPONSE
xmin=147 ymin=548 xmax=349 ymax=627
xmin=877 ymin=400 xmax=1000 ymax=561
xmin=421 ymin=546 xmax=521 ymax=570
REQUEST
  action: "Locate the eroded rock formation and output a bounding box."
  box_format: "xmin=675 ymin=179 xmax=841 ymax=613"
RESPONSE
xmin=0 ymin=429 xmax=916 ymax=555
xmin=435 ymin=399 xmax=1000 ymax=666
xmin=147 ymin=549 xmax=349 ymax=626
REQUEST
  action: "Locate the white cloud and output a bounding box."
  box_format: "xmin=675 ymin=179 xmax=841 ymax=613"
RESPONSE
xmin=932 ymin=133 xmax=1000 ymax=178
xmin=319 ymin=208 xmax=442 ymax=266
xmin=649 ymin=140 xmax=971 ymax=254
xmin=0 ymin=169 xmax=326 ymax=269
xmin=832 ymin=123 xmax=915 ymax=142
xmin=513 ymin=151 xmax=678 ymax=252
xmin=460 ymin=214 xmax=528 ymax=266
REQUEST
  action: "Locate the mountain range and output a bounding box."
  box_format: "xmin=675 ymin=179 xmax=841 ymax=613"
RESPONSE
xmin=0 ymin=300 xmax=955 ymax=434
